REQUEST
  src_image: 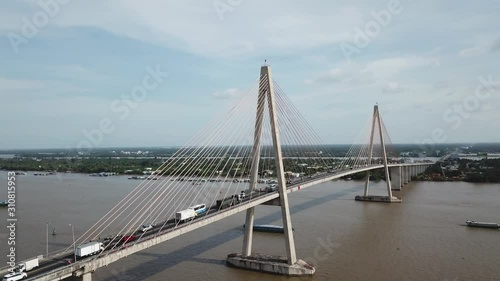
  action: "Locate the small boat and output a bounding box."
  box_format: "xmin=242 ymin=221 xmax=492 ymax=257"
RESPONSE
xmin=0 ymin=201 xmax=8 ymax=207
xmin=465 ymin=220 xmax=500 ymax=229
xmin=128 ymin=176 xmax=146 ymax=180
xmin=52 ymin=228 xmax=57 ymax=236
xmin=243 ymin=224 xmax=294 ymax=234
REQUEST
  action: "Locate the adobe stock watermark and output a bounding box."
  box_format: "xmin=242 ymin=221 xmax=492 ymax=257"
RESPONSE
xmin=72 ymin=65 xmax=168 ymax=154
xmin=416 ymin=74 xmax=499 ymax=151
xmin=339 ymin=0 xmax=405 ymax=62
xmin=282 ymin=233 xmax=341 ymax=281
xmin=213 ymin=0 xmax=243 ymax=21
xmin=6 ymin=172 xmax=18 ymax=273
xmin=8 ymin=0 xmax=72 ymax=54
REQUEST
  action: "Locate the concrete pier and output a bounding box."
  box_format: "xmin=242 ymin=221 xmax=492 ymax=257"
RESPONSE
xmin=80 ymin=273 xmax=92 ymax=281
xmin=402 ymin=167 xmax=409 ymax=185
xmin=390 ymin=166 xmax=402 ymax=191
xmin=227 ymin=253 xmax=315 ymax=276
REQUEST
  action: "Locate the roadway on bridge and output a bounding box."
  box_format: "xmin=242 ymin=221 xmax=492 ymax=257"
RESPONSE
xmin=17 ymin=163 xmax=430 ymax=281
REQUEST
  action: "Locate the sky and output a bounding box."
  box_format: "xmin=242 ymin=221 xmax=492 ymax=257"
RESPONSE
xmin=0 ymin=0 xmax=499 ymax=149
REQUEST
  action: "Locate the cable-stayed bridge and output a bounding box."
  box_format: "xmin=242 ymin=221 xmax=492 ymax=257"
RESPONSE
xmin=3 ymin=65 xmax=436 ymax=280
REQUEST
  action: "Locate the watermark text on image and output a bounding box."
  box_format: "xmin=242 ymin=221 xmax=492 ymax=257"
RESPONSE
xmin=339 ymin=0 xmax=405 ymax=62
xmin=416 ymin=74 xmax=499 ymax=150
xmin=6 ymin=172 xmax=18 ymax=273
xmin=8 ymin=0 xmax=72 ymax=54
xmin=72 ymin=64 xmax=168 ymax=153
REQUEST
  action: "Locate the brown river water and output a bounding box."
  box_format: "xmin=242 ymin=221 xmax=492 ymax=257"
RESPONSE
xmin=0 ymin=171 xmax=499 ymax=281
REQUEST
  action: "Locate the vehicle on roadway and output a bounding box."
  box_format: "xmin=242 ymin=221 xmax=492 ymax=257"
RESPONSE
xmin=189 ymin=204 xmax=207 ymax=215
xmin=76 ymin=242 xmax=103 ymax=258
xmin=141 ymin=224 xmax=154 ymax=232
xmin=176 ymin=209 xmax=196 ymax=223
xmin=262 ymin=184 xmax=277 ymax=193
xmin=121 ymin=235 xmax=137 ymax=243
xmin=2 ymin=272 xmax=27 ymax=281
xmin=14 ymin=258 xmax=39 ymax=272
xmin=216 ymin=195 xmax=241 ymax=209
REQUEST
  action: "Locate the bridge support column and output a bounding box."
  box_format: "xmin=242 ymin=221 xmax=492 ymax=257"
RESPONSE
xmin=402 ymin=166 xmax=409 ymax=185
xmin=81 ymin=273 xmax=92 ymax=281
xmin=228 ymin=65 xmax=314 ymax=277
xmin=356 ymin=105 xmax=401 ymax=203
xmin=390 ymin=166 xmax=402 ymax=191
xmin=242 ymin=207 xmax=255 ymax=256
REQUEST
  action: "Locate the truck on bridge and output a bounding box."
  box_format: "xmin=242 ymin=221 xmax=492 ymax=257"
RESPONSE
xmin=216 ymin=195 xmax=240 ymax=209
xmin=175 ymin=209 xmax=196 ymax=223
xmin=76 ymin=242 xmax=104 ymax=258
xmin=14 ymin=257 xmax=39 ymax=272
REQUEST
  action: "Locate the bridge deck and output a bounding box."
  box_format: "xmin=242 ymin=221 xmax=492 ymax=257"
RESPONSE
xmin=19 ymin=163 xmax=431 ymax=281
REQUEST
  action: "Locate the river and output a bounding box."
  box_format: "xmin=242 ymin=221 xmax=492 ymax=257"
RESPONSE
xmin=0 ymin=171 xmax=499 ymax=281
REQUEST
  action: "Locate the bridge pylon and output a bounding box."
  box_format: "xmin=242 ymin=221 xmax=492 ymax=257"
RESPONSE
xmin=355 ymin=105 xmax=402 ymax=203
xmin=226 ymin=65 xmax=315 ymax=276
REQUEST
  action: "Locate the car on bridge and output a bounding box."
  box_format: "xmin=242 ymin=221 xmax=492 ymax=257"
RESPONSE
xmin=140 ymin=224 xmax=154 ymax=232
xmin=2 ymin=272 xmax=28 ymax=281
xmin=121 ymin=235 xmax=137 ymax=243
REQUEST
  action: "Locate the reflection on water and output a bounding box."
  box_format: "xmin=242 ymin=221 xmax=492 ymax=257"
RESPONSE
xmin=0 ymin=172 xmax=499 ymax=281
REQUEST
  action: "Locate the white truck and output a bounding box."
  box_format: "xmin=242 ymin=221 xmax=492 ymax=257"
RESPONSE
xmin=175 ymin=209 xmax=196 ymax=223
xmin=76 ymin=242 xmax=103 ymax=258
xmin=15 ymin=258 xmax=39 ymax=272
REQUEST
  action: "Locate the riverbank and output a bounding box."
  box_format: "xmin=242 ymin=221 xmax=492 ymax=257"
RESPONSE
xmin=421 ymin=158 xmax=500 ymax=183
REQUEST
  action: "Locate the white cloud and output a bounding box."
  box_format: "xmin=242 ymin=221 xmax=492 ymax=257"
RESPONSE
xmin=212 ymin=88 xmax=243 ymax=100
xmin=305 ymin=62 xmax=374 ymax=86
xmin=459 ymin=36 xmax=500 ymax=57
xmin=0 ymin=77 xmax=87 ymax=96
xmin=44 ymin=65 xmax=106 ymax=81
xmin=305 ymin=54 xmax=438 ymax=87
xmin=0 ymin=77 xmax=48 ymax=91
xmin=382 ymin=82 xmax=405 ymax=94
xmin=1 ymin=1 xmax=364 ymax=58
xmin=361 ymin=56 xmax=439 ymax=81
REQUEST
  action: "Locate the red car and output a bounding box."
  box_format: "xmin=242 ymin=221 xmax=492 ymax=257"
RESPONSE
xmin=121 ymin=235 xmax=137 ymax=243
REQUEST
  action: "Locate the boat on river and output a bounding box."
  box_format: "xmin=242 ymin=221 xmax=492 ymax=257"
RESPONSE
xmin=0 ymin=200 xmax=8 ymax=207
xmin=465 ymin=220 xmax=500 ymax=229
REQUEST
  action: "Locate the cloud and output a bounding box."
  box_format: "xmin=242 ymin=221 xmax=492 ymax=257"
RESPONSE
xmin=1 ymin=1 xmax=364 ymax=58
xmin=305 ymin=62 xmax=375 ymax=86
xmin=212 ymin=88 xmax=243 ymax=100
xmin=459 ymin=36 xmax=500 ymax=57
xmin=0 ymin=77 xmax=48 ymax=91
xmin=44 ymin=65 xmax=107 ymax=81
xmin=382 ymin=82 xmax=405 ymax=94
xmin=0 ymin=77 xmax=88 ymax=97
xmin=361 ymin=56 xmax=440 ymax=81
xmin=1 ymin=1 xmax=500 ymax=146
xmin=305 ymin=54 xmax=438 ymax=87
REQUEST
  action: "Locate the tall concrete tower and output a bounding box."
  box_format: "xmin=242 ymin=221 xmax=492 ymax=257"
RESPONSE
xmin=226 ymin=65 xmax=315 ymax=276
